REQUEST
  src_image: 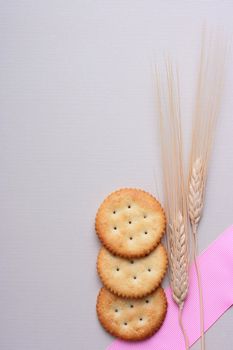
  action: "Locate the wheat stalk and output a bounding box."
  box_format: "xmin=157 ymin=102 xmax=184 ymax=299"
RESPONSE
xmin=188 ymin=29 xmax=228 ymax=350
xmin=156 ymin=59 xmax=189 ymax=349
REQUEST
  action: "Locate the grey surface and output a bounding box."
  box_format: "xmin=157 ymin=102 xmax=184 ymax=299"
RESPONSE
xmin=0 ymin=1 xmax=232 ymax=349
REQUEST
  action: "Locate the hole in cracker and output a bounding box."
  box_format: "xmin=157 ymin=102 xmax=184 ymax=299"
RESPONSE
xmin=144 ymin=231 xmax=148 ymax=235
xmin=145 ymin=300 xmax=149 ymax=303
xmin=133 ymin=276 xmax=137 ymax=280
xmin=128 ymin=205 xmax=131 ymax=209
xmin=128 ymin=221 xmax=132 ymax=224
xmin=148 ymin=268 xmax=151 ymax=272
xmin=129 ymin=237 xmax=133 ymax=240
xmin=130 ymin=304 xmax=134 ymax=308
xmin=116 ymin=267 xmax=120 ymax=271
xmin=124 ymin=322 xmax=128 ymax=326
xmin=113 ymin=227 xmax=117 ymax=230
xmin=144 ymin=215 xmax=147 ymax=219
xmin=130 ymin=260 xmax=134 ymax=264
xmin=115 ymin=309 xmax=118 ymax=312
xmin=113 ymin=211 xmax=116 ymax=214
xmin=139 ymin=318 xmax=143 ymax=321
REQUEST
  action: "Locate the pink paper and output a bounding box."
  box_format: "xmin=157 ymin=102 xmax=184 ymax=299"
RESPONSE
xmin=107 ymin=225 xmax=233 ymax=350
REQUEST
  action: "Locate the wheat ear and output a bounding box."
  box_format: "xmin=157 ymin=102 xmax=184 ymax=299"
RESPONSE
xmin=169 ymin=212 xmax=189 ymax=306
xmin=156 ymin=60 xmax=189 ymax=350
xmin=188 ymin=29 xmax=228 ymax=350
xmin=188 ymin=157 xmax=204 ymax=229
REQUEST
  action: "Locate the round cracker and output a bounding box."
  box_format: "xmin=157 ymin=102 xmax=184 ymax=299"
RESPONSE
xmin=97 ymin=243 xmax=168 ymax=298
xmin=95 ymin=188 xmax=166 ymax=258
xmin=96 ymin=286 xmax=167 ymax=341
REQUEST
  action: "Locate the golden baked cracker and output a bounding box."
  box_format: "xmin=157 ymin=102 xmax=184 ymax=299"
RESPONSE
xmin=95 ymin=189 xmax=166 ymax=258
xmin=96 ymin=287 xmax=167 ymax=341
xmin=97 ymin=244 xmax=168 ymax=298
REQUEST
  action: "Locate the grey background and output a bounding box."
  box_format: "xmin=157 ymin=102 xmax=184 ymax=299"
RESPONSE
xmin=0 ymin=1 xmax=232 ymax=349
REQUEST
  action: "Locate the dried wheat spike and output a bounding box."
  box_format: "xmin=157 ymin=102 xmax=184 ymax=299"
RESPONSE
xmin=187 ymin=30 xmax=228 ymax=350
xmin=156 ymin=59 xmax=190 ymax=349
xmin=169 ymin=212 xmax=189 ymax=306
xmin=188 ymin=157 xmax=204 ymax=228
xmin=156 ymin=60 xmax=189 ymax=306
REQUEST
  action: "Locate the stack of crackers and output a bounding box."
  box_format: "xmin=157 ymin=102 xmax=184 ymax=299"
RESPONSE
xmin=95 ymin=188 xmax=168 ymax=341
